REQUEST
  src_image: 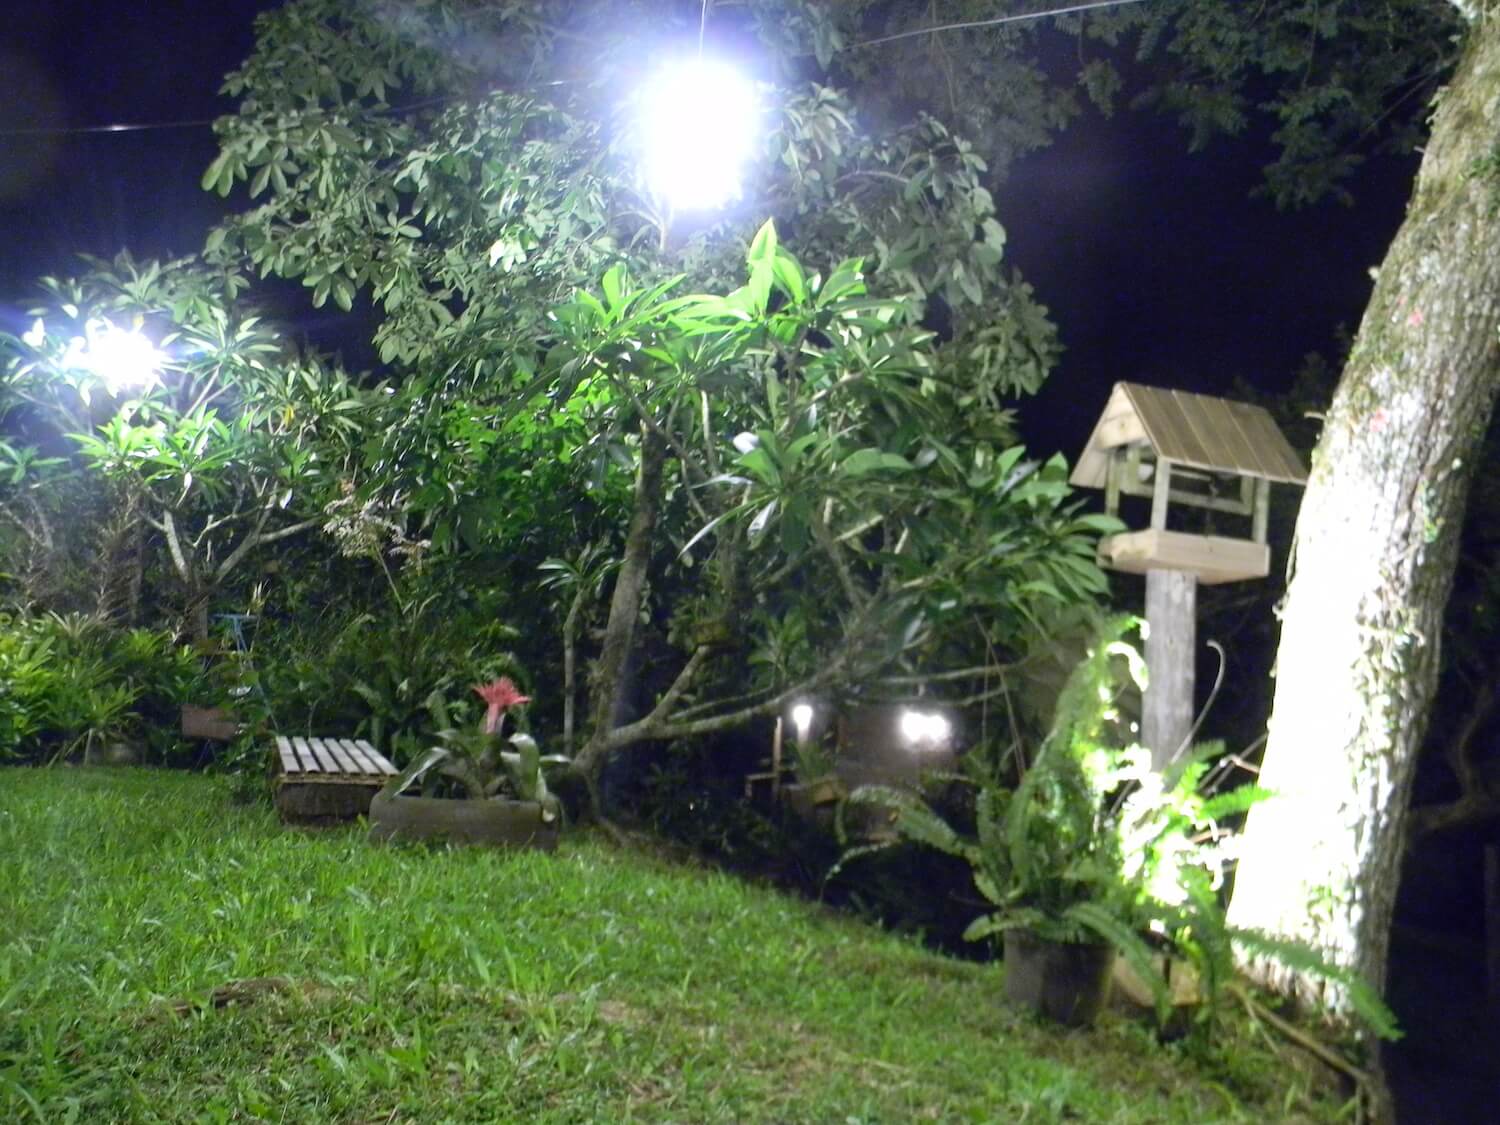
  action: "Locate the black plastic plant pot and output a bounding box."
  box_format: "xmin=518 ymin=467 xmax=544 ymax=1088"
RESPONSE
xmin=1003 ymin=929 xmax=1114 ymax=1028
xmin=367 ymin=792 xmax=559 ymax=851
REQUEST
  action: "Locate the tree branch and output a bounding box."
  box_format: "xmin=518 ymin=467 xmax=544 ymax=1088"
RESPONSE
xmin=605 ymin=645 xmax=712 ymax=748
xmin=1408 ymin=673 xmax=1500 ymax=839
xmin=254 ymin=515 xmax=321 ymax=546
xmin=159 ymin=510 xmax=193 ymax=583
xmin=599 ymin=366 xmax=711 ymax=501
xmin=810 ymin=505 xmax=867 ymax=608
xmin=609 ymin=616 xmax=883 ymax=747
xmin=212 ymin=511 xmax=317 ymax=583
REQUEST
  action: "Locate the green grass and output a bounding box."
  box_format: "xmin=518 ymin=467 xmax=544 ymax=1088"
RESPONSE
xmin=0 ymin=768 xmax=1341 ymax=1123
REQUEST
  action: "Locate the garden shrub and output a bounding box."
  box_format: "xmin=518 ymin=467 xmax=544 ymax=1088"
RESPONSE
xmin=242 ymin=602 xmax=531 ymax=766
xmin=0 ymin=613 xmax=205 ymax=765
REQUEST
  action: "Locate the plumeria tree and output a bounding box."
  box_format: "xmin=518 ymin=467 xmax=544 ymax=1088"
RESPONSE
xmin=1 ymin=255 xmax=372 ymax=640
xmin=196 ymin=0 xmax=1124 ymax=815
xmin=201 ymin=0 xmax=1060 ymax=556
xmin=496 ymin=224 xmax=1114 ymax=806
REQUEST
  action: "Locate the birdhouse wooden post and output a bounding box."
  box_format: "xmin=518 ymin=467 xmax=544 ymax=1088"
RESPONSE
xmin=1071 ymin=383 xmax=1308 ymax=771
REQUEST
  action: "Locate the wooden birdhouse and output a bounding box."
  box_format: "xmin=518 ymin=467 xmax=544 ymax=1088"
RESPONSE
xmin=1070 ymin=382 xmax=1308 ymax=584
xmin=1071 ymin=383 xmax=1308 ymax=770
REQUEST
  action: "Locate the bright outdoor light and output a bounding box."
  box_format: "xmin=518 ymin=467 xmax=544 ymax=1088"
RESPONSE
xmin=790 ymin=702 xmax=814 ymax=741
xmin=899 ymin=708 xmax=952 ymax=749
xmin=640 ymin=56 xmax=758 ymax=211
xmin=64 ymin=319 xmax=162 ymax=394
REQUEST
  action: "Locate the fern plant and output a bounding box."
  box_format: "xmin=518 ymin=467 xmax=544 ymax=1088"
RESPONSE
xmin=839 ymin=615 xmax=1401 ymax=1039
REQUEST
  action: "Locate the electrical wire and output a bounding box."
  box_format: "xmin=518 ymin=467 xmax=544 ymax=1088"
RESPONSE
xmin=0 ymin=0 xmax=1153 ymax=139
xmin=848 ymin=0 xmax=1151 ymax=49
xmin=0 ymin=117 xmax=216 ymax=137
xmin=0 ymin=93 xmax=459 ymax=139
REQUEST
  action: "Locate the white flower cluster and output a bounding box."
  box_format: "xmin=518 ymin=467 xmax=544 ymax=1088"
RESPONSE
xmin=322 ymin=484 xmax=429 ymax=567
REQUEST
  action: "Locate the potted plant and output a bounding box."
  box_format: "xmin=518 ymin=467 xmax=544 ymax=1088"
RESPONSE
xmin=842 ymin=741 xmax=1160 ymax=1027
xmin=781 ymin=725 xmax=843 ymax=817
xmin=368 ymin=677 xmax=567 ymax=849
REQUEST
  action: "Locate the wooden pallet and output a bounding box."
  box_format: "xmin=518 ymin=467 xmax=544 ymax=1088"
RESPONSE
xmin=273 ymin=736 xmax=398 ymax=824
xmin=275 ymin=735 xmax=397 ymax=782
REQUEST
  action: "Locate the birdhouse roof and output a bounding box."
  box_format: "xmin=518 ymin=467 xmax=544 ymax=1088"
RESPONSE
xmin=1070 ymin=382 xmax=1308 ymax=489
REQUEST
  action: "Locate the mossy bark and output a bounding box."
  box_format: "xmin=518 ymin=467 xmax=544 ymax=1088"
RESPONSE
xmin=1228 ymin=12 xmax=1500 ymax=1118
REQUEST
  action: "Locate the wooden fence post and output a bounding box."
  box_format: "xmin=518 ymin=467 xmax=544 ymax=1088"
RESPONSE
xmin=1143 ymin=568 xmax=1197 ymax=772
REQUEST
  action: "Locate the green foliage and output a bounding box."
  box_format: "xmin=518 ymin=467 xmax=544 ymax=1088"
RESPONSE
xmin=245 ymin=604 xmax=527 ymax=766
xmin=0 ymin=613 xmax=205 ymax=765
xmin=542 ymin=228 xmax=1114 ymax=731
xmin=1125 ymin=0 xmax=1463 ymax=206
xmin=840 ymin=615 xmax=1399 ymax=1039
xmin=786 ymin=732 xmax=836 ymax=783
xmin=202 ymin=0 xmax=1064 ymax=563
xmin=816 ymin=1 xmax=1461 ymax=209
xmin=820 ymin=0 xmax=1130 ymax=180
xmin=0 ymin=254 xmax=374 ymax=638
xmin=0 ymin=620 xmax=55 ymax=761
xmin=633 ymin=747 xmax=792 ymax=863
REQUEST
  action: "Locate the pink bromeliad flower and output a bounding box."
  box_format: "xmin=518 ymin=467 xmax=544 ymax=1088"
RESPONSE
xmin=474 ymin=676 xmax=531 ymax=735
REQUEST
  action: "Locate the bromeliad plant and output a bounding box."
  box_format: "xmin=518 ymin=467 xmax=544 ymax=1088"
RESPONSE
xmin=380 ymin=677 xmax=566 ymax=821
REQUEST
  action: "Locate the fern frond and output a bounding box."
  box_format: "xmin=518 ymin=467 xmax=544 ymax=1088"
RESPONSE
xmin=825 ymin=838 xmax=897 ymax=883
xmin=845 ymin=784 xmax=974 ymax=860
xmin=1227 ymin=927 xmax=1402 ymax=1041
xmin=963 ymin=911 xmax=1041 ymax=944
xmin=1197 ymin=785 xmax=1273 ymax=822
xmin=1067 ymin=901 xmax=1170 ymax=1024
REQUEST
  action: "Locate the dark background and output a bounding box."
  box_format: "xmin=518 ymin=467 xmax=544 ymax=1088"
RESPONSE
xmin=1 ymin=0 xmax=1419 ymax=461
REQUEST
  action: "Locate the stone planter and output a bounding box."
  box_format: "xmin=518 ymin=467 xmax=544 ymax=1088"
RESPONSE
xmin=276 ymin=780 xmax=382 ymax=826
xmin=181 ymin=705 xmax=239 ymax=741
xmin=1003 ymin=929 xmax=1114 ymax=1028
xmin=368 ymin=791 xmax=559 ymax=851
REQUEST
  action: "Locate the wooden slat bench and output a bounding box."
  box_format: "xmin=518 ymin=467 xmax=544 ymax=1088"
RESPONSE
xmin=273 ymin=735 xmax=398 ymax=825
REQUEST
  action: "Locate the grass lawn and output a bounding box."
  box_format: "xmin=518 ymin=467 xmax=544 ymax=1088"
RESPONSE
xmin=0 ymin=768 xmax=1342 ymax=1123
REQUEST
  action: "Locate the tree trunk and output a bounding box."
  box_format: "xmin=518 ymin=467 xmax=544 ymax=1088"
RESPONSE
xmin=574 ymin=427 xmax=666 ymax=802
xmin=561 ymin=584 xmax=585 ymax=758
xmin=187 ymin=593 xmax=212 ymax=647
xmin=1142 ymin=568 xmax=1197 ymax=772
xmin=1228 ymin=12 xmax=1500 ymax=1108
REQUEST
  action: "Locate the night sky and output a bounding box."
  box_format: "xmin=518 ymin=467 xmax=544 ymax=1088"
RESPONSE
xmin=1 ymin=0 xmax=1418 ymax=461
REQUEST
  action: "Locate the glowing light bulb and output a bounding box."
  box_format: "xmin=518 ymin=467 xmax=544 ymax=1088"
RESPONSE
xmin=899 ymin=708 xmax=952 ymax=749
xmin=65 ymin=319 xmax=161 ymax=394
xmin=640 ymin=57 xmax=758 ymax=211
xmin=790 ymin=702 xmax=814 ymax=741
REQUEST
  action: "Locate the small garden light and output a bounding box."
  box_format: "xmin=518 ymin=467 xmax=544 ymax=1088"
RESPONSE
xmin=640 ymin=56 xmax=758 ymax=212
xmin=790 ymin=701 xmax=814 ymax=742
xmin=63 ymin=318 xmax=162 ymax=394
xmin=898 ymin=707 xmax=951 ymax=750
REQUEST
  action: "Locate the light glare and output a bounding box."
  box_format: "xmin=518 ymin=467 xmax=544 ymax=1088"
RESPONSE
xmin=790 ymin=702 xmax=814 ymax=740
xmin=65 ymin=319 xmax=162 ymax=394
xmin=641 ymin=57 xmax=758 ymax=211
xmin=899 ymin=708 xmax=952 ymax=749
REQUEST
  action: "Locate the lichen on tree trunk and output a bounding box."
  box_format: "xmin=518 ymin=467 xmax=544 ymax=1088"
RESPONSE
xmin=1227 ymin=4 xmax=1500 ymax=1077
